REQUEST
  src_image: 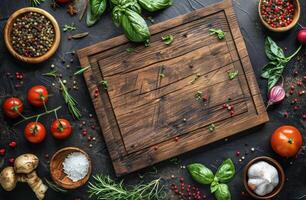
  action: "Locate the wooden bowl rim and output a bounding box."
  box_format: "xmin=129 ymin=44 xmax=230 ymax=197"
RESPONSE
xmin=258 ymin=0 xmax=301 ymax=32
xmin=243 ymin=156 xmax=285 ymax=199
xmin=4 ymin=7 xmax=61 ymax=64
xmin=50 ymin=147 xmax=92 ymax=189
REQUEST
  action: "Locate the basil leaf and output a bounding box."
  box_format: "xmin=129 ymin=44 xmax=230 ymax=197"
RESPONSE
xmin=111 ymin=0 xmax=141 ymax=13
xmin=215 ymin=159 xmax=235 ymax=183
xmin=261 ymin=61 xmax=278 ymax=79
xmin=265 ymin=37 xmax=285 ymax=60
xmin=210 ymin=178 xmax=219 ymax=193
xmin=214 ymin=184 xmax=231 ymax=200
xmin=112 ymin=6 xmax=124 ymax=27
xmin=267 ymin=66 xmax=283 ymax=90
xmin=138 ymin=0 xmax=172 ymax=12
xmin=87 ymin=0 xmax=107 ymax=26
xmin=120 ymin=9 xmax=150 ymax=42
xmin=187 ymin=163 xmax=214 ymax=185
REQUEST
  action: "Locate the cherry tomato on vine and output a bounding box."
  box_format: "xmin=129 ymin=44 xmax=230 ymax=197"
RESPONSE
xmin=2 ymin=97 xmax=24 ymax=119
xmin=24 ymin=122 xmax=46 ymax=144
xmin=271 ymin=125 xmax=303 ymax=157
xmin=50 ymin=118 xmax=72 ymax=140
xmin=27 ymin=85 xmax=49 ymax=107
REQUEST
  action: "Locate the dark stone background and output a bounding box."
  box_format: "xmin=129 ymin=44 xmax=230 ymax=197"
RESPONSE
xmin=0 ymin=0 xmax=305 ymax=199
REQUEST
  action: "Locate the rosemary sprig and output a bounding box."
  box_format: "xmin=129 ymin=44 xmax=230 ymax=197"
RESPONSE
xmin=88 ymin=175 xmax=165 ymax=200
xmin=74 ymin=66 xmax=90 ymax=75
xmin=59 ymin=79 xmax=81 ymax=119
xmin=31 ymin=0 xmax=44 ymax=7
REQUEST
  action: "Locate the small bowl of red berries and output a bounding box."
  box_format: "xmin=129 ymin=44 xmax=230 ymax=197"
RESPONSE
xmin=258 ymin=0 xmax=301 ymax=32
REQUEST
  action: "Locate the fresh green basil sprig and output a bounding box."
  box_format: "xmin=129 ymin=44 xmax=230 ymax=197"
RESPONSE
xmin=112 ymin=7 xmax=150 ymax=42
xmin=187 ymin=159 xmax=235 ymax=200
xmin=261 ymin=37 xmax=302 ymax=90
xmin=138 ymin=0 xmax=172 ymax=12
xmin=87 ymin=0 xmax=107 ymax=26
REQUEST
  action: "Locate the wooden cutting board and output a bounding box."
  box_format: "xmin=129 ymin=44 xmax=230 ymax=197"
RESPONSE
xmin=77 ymin=0 xmax=269 ymax=176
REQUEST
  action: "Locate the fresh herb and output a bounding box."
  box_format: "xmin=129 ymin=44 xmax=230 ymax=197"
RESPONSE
xmin=100 ymin=80 xmax=108 ymax=90
xmin=189 ymin=73 xmax=201 ymax=84
xmin=30 ymin=0 xmax=44 ymax=7
xmin=228 ymin=70 xmax=239 ymax=80
xmin=63 ymin=23 xmax=76 ymax=32
xmin=88 ymin=175 xmax=165 ymax=200
xmin=195 ymin=91 xmax=203 ymax=100
xmin=187 ymin=159 xmax=235 ymax=200
xmin=112 ymin=7 xmax=150 ymax=42
xmin=59 ymin=79 xmax=82 ymax=119
xmin=161 ymin=35 xmax=174 ymax=45
xmin=261 ymin=37 xmax=302 ymax=90
xmin=126 ymin=47 xmax=135 ymax=53
xmin=145 ymin=39 xmax=150 ymax=47
xmin=208 ymin=124 xmax=216 ymax=132
xmin=45 ymin=178 xmax=67 ymax=193
xmin=209 ymin=29 xmax=225 ymax=40
xmin=42 ymin=70 xmax=59 ymax=78
xmin=74 ymin=66 xmax=90 ymax=75
xmin=87 ymin=0 xmax=107 ymax=27
xmin=138 ymin=0 xmax=172 ymax=12
xmin=71 ymin=32 xmax=89 ymax=39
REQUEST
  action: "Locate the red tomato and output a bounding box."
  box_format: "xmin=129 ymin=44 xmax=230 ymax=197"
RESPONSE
xmin=56 ymin=0 xmax=71 ymax=4
xmin=297 ymin=29 xmax=306 ymax=45
xmin=2 ymin=97 xmax=24 ymax=118
xmin=24 ymin=122 xmax=46 ymax=144
xmin=27 ymin=85 xmax=49 ymax=107
xmin=50 ymin=118 xmax=72 ymax=140
xmin=271 ymin=125 xmax=303 ymax=157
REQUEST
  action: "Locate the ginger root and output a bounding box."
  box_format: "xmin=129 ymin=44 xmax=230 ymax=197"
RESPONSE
xmin=0 ymin=154 xmax=47 ymax=200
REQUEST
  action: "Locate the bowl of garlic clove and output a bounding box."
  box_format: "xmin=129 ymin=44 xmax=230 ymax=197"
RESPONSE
xmin=243 ymin=156 xmax=285 ymax=199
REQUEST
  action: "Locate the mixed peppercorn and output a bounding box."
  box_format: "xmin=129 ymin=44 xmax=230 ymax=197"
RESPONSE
xmin=11 ymin=12 xmax=55 ymax=57
xmin=260 ymin=0 xmax=295 ymax=28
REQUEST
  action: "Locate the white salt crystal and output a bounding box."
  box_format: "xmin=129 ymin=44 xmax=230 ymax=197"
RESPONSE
xmin=62 ymin=152 xmax=89 ymax=182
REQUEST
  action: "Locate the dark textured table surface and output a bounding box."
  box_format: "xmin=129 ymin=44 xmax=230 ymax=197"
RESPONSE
xmin=0 ymin=0 xmax=305 ymax=199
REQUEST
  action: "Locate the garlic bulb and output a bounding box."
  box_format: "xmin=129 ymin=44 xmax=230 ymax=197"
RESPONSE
xmin=247 ymin=161 xmax=279 ymax=196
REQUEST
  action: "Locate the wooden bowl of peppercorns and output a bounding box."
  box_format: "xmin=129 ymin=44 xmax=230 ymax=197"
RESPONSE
xmin=258 ymin=0 xmax=300 ymax=32
xmin=4 ymin=7 xmax=61 ymax=64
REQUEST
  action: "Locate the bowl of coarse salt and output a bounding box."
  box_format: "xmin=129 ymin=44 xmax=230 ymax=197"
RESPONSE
xmin=50 ymin=147 xmax=92 ymax=189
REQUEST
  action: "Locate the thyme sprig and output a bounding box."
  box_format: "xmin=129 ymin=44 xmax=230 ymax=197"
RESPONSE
xmin=88 ymin=175 xmax=165 ymax=200
xmin=42 ymin=70 xmax=59 ymax=78
xmin=59 ymin=79 xmax=81 ymax=119
xmin=63 ymin=23 xmax=77 ymax=32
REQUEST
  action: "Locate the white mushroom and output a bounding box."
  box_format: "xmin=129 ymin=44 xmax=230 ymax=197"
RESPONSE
xmin=0 ymin=167 xmax=17 ymax=191
xmin=0 ymin=154 xmax=48 ymax=200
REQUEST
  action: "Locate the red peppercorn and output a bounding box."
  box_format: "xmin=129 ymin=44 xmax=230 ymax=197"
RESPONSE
xmin=284 ymin=111 xmax=288 ymax=118
xmin=175 ymin=136 xmax=179 ymax=142
xmin=303 ymin=76 xmax=306 ymax=81
xmin=44 ymin=153 xmax=49 ymax=160
xmin=290 ymin=85 xmax=295 ymax=90
xmin=303 ymin=115 xmax=306 ymax=119
xmin=9 ymin=141 xmax=17 ymax=148
xmin=294 ymin=106 xmax=299 ymax=111
xmin=298 ymin=91 xmax=305 ymax=96
xmin=0 ymin=149 xmax=6 ymax=156
xmin=236 ymin=151 xmax=240 ymax=156
xmin=180 ymin=177 xmax=184 ymax=182
xmin=8 ymin=157 xmax=15 ymax=165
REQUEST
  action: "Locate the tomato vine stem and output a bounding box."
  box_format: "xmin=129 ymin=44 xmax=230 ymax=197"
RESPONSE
xmin=14 ymin=106 xmax=62 ymax=126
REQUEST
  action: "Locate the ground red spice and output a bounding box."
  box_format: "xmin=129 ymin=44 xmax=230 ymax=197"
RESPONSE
xmin=260 ymin=0 xmax=295 ymax=28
